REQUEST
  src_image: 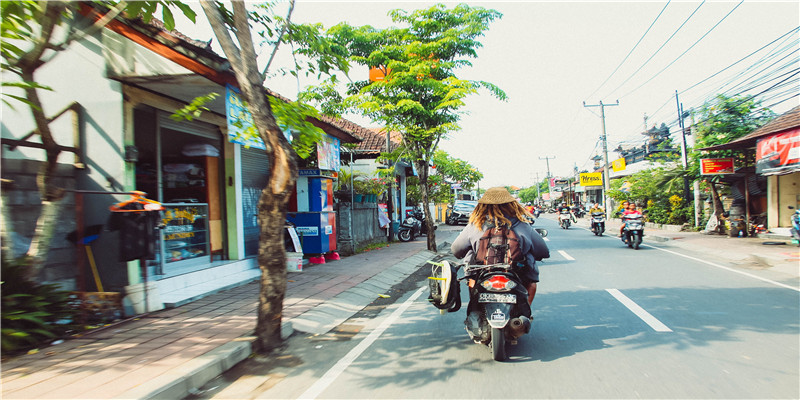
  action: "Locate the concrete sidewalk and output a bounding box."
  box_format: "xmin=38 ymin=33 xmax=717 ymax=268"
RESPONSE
xmin=1 ymin=239 xmax=442 ymax=400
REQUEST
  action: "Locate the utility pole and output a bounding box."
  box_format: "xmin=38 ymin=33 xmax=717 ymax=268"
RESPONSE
xmin=583 ymin=100 xmax=619 ymax=219
xmin=675 ymin=90 xmax=690 ymax=201
xmin=534 ymin=172 xmax=541 ymax=205
xmin=386 ymin=130 xmax=394 ymax=241
xmin=539 ymin=156 xmax=555 ymax=205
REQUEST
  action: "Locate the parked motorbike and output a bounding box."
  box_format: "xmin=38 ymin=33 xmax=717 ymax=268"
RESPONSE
xmin=559 ymin=211 xmax=572 ymax=229
xmin=398 ymin=207 xmax=435 ymax=242
xmin=621 ymin=214 xmax=644 ymax=249
xmin=789 ymin=206 xmax=800 ymax=247
xmin=590 ymin=212 xmax=606 ymax=236
xmin=572 ymin=206 xmax=585 ymax=219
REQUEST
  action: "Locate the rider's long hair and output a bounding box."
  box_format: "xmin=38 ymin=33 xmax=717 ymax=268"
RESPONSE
xmin=469 ymin=202 xmax=532 ymax=230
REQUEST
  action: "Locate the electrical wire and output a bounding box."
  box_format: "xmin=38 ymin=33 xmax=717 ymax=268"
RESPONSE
xmin=619 ymin=0 xmax=744 ymax=100
xmin=603 ymin=0 xmax=707 ymax=100
xmin=584 ymin=0 xmax=671 ymax=102
xmin=679 ymin=26 xmax=799 ymax=95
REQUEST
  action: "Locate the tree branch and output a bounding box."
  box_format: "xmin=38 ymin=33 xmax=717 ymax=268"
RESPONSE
xmin=199 ymin=0 xmax=241 ymax=67
xmin=261 ymin=0 xmax=296 ymax=80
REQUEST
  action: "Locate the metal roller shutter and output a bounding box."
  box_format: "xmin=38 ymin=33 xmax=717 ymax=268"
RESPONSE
xmin=241 ymin=148 xmax=270 ymax=257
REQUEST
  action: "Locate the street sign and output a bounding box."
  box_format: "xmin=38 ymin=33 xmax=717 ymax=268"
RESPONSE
xmin=579 ymin=172 xmax=603 ymax=186
xmin=700 ymin=157 xmax=735 ymax=175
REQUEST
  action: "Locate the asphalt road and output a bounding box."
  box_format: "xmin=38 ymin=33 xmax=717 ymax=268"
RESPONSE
xmin=188 ymin=216 xmax=800 ymax=399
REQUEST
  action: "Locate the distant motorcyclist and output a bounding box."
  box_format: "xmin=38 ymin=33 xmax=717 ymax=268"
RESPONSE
xmin=557 ymin=203 xmax=576 ymax=222
xmin=589 ymin=203 xmax=604 ymax=214
xmin=620 ymin=202 xmax=643 ymax=238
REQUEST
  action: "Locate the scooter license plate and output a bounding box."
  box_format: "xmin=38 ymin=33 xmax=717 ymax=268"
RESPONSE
xmin=478 ymin=293 xmax=516 ymax=303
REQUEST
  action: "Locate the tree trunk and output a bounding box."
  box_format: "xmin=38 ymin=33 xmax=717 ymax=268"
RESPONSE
xmin=415 ymin=159 xmax=437 ymax=252
xmin=20 ymin=63 xmax=67 ymax=282
xmin=201 ymin=0 xmax=298 ymax=353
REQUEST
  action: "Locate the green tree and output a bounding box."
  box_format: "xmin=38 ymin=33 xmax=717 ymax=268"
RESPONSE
xmin=322 ymin=3 xmax=505 ymax=251
xmin=198 ymin=0 xmax=350 ymax=352
xmin=432 ymin=150 xmax=483 ymax=190
xmin=689 ymin=94 xmax=774 ymax=232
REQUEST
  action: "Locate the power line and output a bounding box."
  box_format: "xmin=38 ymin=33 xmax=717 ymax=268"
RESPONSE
xmin=584 ymin=0 xmax=671 ymax=102
xmin=619 ymin=0 xmax=744 ymax=100
xmin=604 ymin=0 xmax=707 ymax=100
xmin=679 ymin=26 xmax=800 ymax=95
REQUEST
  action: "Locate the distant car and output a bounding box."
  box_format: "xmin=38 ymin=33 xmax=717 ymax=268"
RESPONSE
xmin=446 ymin=200 xmax=478 ymax=225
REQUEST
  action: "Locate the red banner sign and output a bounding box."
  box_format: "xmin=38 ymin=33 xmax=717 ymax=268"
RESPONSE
xmin=700 ymin=158 xmax=735 ymax=175
xmin=756 ymin=128 xmax=800 ymax=175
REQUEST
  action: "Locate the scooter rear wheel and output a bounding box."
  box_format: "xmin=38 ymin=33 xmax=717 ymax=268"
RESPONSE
xmin=491 ymin=327 xmax=506 ymax=361
xmin=398 ymin=230 xmax=412 ymax=242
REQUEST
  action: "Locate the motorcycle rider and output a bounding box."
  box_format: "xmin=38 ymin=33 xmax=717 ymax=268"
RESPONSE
xmin=620 ymin=202 xmax=643 ymax=241
xmin=451 ymin=187 xmax=550 ymax=308
xmin=557 ymin=203 xmax=576 ymax=223
xmin=617 ymin=200 xmax=630 ymax=237
xmin=589 ymin=203 xmax=604 ymax=214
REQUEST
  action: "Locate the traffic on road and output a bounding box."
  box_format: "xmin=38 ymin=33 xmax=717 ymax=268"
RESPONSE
xmin=188 ymin=211 xmax=800 ymax=400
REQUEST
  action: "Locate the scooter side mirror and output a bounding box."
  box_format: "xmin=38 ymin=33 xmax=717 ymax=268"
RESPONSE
xmin=535 ymin=228 xmax=548 ymax=237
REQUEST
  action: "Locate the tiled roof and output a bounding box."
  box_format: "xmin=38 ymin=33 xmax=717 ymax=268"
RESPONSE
xmin=355 ymin=128 xmax=402 ymax=154
xmin=116 ymin=9 xmax=369 ymax=143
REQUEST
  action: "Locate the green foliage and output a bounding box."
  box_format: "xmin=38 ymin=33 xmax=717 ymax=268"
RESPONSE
xmin=690 ymin=94 xmax=775 ymax=179
xmin=1 ymin=255 xmax=78 ymax=355
xmin=607 ymin=167 xmax=694 ymax=225
xmin=431 ymin=150 xmax=482 ymax=190
xmin=314 ymin=3 xmax=504 ymax=221
xmin=517 ymin=186 xmax=539 ymax=204
xmin=406 ymin=174 xmax=452 ymax=205
xmin=171 ymin=92 xmax=219 ymax=122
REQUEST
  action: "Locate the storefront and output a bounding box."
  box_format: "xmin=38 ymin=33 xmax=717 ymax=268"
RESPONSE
xmin=133 ymin=107 xmax=227 ymax=278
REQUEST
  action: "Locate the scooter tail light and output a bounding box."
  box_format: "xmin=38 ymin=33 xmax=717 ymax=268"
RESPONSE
xmin=481 ymin=276 xmax=516 ymax=291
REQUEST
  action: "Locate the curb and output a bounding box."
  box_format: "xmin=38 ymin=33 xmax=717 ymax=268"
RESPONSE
xmin=128 ymin=248 xmax=437 ymax=400
xmin=115 ymin=339 xmax=254 ymax=400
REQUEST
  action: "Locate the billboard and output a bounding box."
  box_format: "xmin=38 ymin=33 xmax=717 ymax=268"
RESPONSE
xmin=756 ymin=128 xmax=800 ymax=175
xmin=612 ymin=157 xmax=627 ymax=172
xmin=700 ymin=158 xmax=735 ymax=175
xmin=579 ymin=172 xmax=603 ymax=186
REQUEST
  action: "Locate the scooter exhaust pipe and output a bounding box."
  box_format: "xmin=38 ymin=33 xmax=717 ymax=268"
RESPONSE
xmin=508 ymin=316 xmax=531 ymax=338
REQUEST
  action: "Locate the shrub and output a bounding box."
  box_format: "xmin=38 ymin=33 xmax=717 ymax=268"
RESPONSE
xmin=1 ymin=255 xmax=78 ymax=355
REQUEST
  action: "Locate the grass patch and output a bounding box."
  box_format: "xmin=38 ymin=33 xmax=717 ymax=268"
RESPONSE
xmin=355 ymin=241 xmax=391 ymax=254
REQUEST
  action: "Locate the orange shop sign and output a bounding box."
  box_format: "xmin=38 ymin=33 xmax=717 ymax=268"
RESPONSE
xmin=700 ymin=157 xmax=735 ymax=175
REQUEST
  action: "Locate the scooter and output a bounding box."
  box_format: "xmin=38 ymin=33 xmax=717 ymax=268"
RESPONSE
xmin=789 ymin=206 xmax=800 ymax=247
xmin=559 ymin=211 xmax=571 ymax=229
xmin=590 ymin=212 xmax=606 ymax=236
xmin=428 ymin=229 xmax=548 ymax=362
xmin=398 ymin=207 xmax=434 ymax=242
xmin=622 ymin=214 xmax=644 ymax=249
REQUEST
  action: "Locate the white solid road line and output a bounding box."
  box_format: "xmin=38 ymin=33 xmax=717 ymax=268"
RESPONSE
xmin=606 ymin=288 xmax=673 ymax=332
xmin=557 ymin=250 xmax=575 ymax=260
xmin=297 ymin=286 xmax=427 ymax=400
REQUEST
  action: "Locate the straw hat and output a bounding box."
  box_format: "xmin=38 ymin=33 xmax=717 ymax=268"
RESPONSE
xmin=478 ymin=187 xmax=517 ymax=205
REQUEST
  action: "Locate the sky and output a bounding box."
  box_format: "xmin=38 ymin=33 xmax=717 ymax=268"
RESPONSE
xmin=174 ymin=1 xmax=800 ymax=189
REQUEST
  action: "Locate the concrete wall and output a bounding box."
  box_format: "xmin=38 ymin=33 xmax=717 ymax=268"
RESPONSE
xmin=1 ymin=160 xmax=77 ymax=289
xmin=335 ymin=202 xmax=386 ymax=256
xmin=1 ymin=28 xmax=128 ymax=290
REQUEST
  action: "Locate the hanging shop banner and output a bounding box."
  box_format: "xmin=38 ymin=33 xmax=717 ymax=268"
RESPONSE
xmin=756 ymin=128 xmax=800 ymax=175
xmin=579 ymin=172 xmax=603 ymax=186
xmin=226 ymin=85 xmax=293 ymax=150
xmin=317 ymin=134 xmax=341 ymax=171
xmin=612 ymin=157 xmax=627 ymax=172
xmin=700 ymin=157 xmax=735 ymax=175
xmin=226 ymin=85 xmax=264 ymax=150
